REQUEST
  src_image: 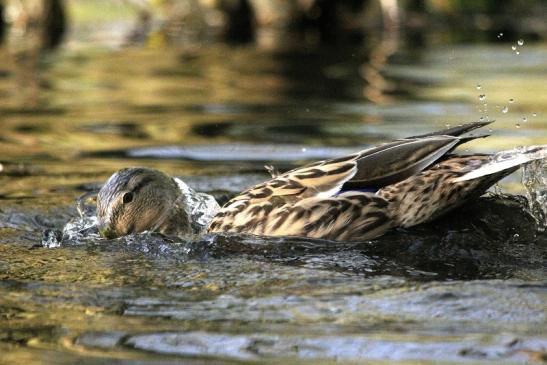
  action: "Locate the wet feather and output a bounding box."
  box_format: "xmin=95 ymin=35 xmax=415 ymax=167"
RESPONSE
xmin=209 ymin=122 xmax=547 ymax=241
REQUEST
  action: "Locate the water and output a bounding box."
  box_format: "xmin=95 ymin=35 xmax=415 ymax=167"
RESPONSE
xmin=523 ymin=160 xmax=547 ymax=230
xmin=1 ymin=25 xmax=547 ymax=364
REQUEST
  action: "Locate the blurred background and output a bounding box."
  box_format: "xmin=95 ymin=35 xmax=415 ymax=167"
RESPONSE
xmin=0 ymin=0 xmax=546 ymax=198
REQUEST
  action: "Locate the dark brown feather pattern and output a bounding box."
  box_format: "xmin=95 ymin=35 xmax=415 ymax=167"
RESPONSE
xmin=207 ymin=122 xmax=544 ymax=241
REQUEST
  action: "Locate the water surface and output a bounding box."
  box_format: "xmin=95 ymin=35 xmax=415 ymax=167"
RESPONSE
xmin=1 ymin=30 xmax=546 ymax=364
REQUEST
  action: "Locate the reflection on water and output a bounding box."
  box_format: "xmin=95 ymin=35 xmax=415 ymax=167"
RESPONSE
xmin=1 ymin=28 xmax=547 ymax=364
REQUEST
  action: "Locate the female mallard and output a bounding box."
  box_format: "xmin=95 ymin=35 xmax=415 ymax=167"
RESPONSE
xmin=96 ymin=122 xmax=546 ymax=241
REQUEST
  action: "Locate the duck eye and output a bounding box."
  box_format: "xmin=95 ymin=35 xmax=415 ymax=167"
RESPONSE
xmin=122 ymin=192 xmax=134 ymax=204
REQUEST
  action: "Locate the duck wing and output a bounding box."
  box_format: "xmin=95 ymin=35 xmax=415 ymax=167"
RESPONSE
xmin=406 ymin=120 xmax=492 ymax=139
xmin=222 ymin=134 xmax=458 ymax=205
xmin=342 ymin=135 xmax=460 ymax=189
xmin=343 ymin=121 xmax=492 ymax=189
xmin=208 ymin=122 xmax=490 ymax=240
xmin=221 ymin=122 xmax=490 ymax=205
xmin=212 ymin=135 xmax=460 ymax=239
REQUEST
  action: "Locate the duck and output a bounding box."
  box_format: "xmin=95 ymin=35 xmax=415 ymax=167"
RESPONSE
xmin=96 ymin=121 xmax=547 ymax=241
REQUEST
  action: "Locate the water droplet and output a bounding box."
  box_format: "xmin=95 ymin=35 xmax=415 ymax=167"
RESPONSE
xmin=478 ymin=94 xmax=486 ymax=101
xmin=513 ymin=233 xmax=520 ymax=239
xmin=301 ymin=147 xmax=307 ymax=152
xmin=488 ymin=128 xmax=493 ymax=133
xmin=532 ymin=112 xmax=537 ymax=117
xmin=485 ymin=115 xmax=489 ymax=121
xmin=517 ymin=39 xmax=524 ymax=46
xmin=476 ymin=84 xmax=481 ymax=90
xmin=516 ymin=51 xmax=520 ymax=55
xmin=445 ymin=123 xmax=451 ymax=128
xmin=511 ymin=45 xmax=517 ymax=51
xmin=502 ymin=106 xmax=509 ymax=113
xmin=509 ymin=98 xmax=515 ymax=103
xmin=479 ymin=117 xmax=484 ymax=122
xmin=497 ymin=32 xmax=503 ymax=38
xmin=522 ymin=116 xmax=527 ymax=123
xmin=515 ymin=123 xmax=521 ymax=128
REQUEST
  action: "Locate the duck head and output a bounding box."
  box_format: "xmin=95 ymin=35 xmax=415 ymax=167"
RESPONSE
xmin=96 ymin=167 xmax=191 ymax=239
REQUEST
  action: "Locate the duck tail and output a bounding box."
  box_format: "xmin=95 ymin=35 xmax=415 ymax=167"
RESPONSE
xmin=454 ymin=145 xmax=547 ymax=182
xmin=408 ymin=120 xmax=493 ymax=139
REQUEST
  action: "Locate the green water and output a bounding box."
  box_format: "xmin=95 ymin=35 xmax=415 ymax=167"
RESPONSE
xmin=1 ymin=29 xmax=547 ymax=364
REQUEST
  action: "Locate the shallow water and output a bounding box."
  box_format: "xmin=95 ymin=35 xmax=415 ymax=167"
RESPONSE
xmin=1 ymin=27 xmax=547 ymax=364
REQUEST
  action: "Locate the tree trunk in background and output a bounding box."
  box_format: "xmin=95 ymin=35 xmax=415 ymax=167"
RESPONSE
xmin=219 ymin=0 xmax=256 ymax=43
xmin=43 ymin=0 xmax=66 ymax=49
xmin=0 ymin=2 xmax=5 ymax=45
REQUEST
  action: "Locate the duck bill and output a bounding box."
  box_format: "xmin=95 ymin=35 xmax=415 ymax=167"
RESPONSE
xmin=97 ymin=223 xmax=118 ymax=239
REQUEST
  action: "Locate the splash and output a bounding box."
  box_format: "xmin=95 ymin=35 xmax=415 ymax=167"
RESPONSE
xmin=455 ymin=145 xmax=547 ymax=182
xmin=173 ymin=177 xmax=220 ymax=235
xmin=42 ymin=191 xmax=100 ymax=248
xmin=522 ymin=159 xmax=547 ymax=231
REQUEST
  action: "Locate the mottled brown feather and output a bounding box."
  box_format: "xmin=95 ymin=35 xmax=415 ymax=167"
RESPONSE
xmin=377 ymin=155 xmax=517 ymax=227
xmin=207 ymin=123 xmax=537 ymax=241
xmin=208 ymin=150 xmax=392 ymax=241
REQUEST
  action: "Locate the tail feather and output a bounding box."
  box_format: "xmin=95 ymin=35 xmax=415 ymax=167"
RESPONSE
xmin=408 ymin=121 xmax=493 ymax=139
xmin=454 ymin=145 xmax=547 ymax=182
xmin=455 ymin=134 xmax=490 ymax=145
xmin=451 ymin=134 xmax=490 ymax=151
